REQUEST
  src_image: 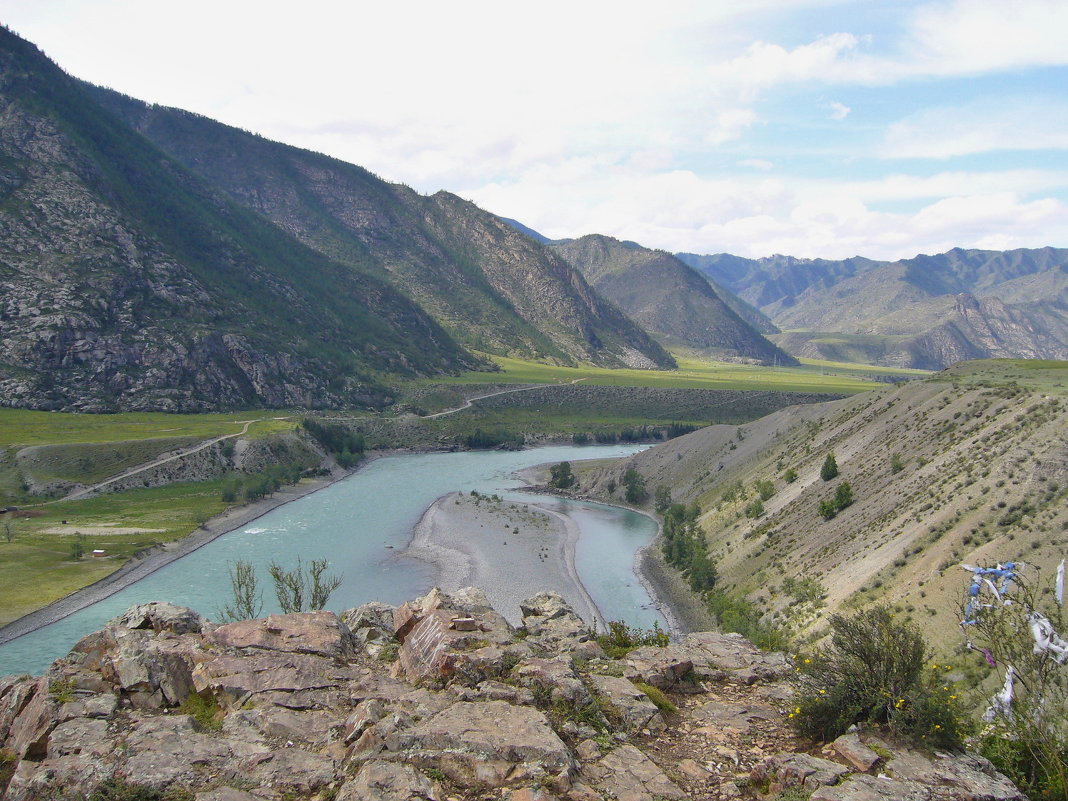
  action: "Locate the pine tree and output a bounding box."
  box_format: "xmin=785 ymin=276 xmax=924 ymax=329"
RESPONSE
xmin=820 ymin=452 xmax=839 ymax=481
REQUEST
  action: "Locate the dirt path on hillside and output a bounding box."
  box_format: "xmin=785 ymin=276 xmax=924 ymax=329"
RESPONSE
xmin=55 ymin=417 xmax=291 ymax=502
xmin=420 ymin=378 xmax=588 ymax=419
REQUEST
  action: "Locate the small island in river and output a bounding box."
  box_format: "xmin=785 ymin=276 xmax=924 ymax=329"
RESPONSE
xmin=404 ymin=490 xmax=604 ymax=629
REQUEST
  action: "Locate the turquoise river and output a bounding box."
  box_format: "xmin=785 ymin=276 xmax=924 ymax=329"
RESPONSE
xmin=0 ymin=444 xmax=664 ymax=675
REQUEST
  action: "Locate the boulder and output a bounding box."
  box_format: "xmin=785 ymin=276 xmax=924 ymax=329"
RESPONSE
xmin=809 ymin=773 xmax=929 ymax=801
xmin=831 ymin=732 xmax=883 ymax=772
xmin=111 ymin=602 xmax=206 ymax=635
xmin=751 ymin=752 xmax=852 ymax=794
xmin=587 ymin=674 xmax=665 ymax=733
xmin=626 ymin=631 xmax=789 ymax=690
xmin=515 ymin=656 xmax=592 ymax=707
xmin=520 ymin=592 xmax=593 ymax=649
xmin=4 ymin=677 xmax=58 ymax=760
xmin=191 ymin=652 xmax=353 ymax=709
xmin=209 ymin=611 xmax=355 ymax=660
xmin=237 ymin=747 xmax=338 ymax=795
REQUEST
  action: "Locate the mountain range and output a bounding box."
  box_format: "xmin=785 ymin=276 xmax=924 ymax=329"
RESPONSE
xmin=549 ymin=235 xmax=794 ymax=364
xmin=1 ymin=24 xmax=1066 ymax=413
xmin=678 ymin=248 xmax=1068 ymax=369
xmin=0 ymin=28 xmax=678 ymax=412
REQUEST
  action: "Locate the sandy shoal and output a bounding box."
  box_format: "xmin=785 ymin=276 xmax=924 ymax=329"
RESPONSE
xmin=405 ymin=491 xmax=605 ymax=629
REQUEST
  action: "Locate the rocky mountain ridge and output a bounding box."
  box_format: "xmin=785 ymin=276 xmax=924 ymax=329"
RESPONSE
xmin=550 ymin=236 xmax=794 ymax=365
xmin=0 ymin=28 xmax=482 ymax=412
xmin=0 ymin=589 xmax=1024 ymax=800
xmin=86 ymin=86 xmax=672 ymax=372
xmin=0 ymin=27 xmax=671 ymax=413
xmin=678 ymin=248 xmax=1068 ymax=369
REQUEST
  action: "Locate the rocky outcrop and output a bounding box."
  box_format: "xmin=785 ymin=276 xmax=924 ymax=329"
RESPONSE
xmin=0 ymin=591 xmax=1024 ymax=800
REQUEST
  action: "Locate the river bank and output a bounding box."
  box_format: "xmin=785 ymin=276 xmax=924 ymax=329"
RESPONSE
xmin=0 ymin=464 xmax=358 ymax=646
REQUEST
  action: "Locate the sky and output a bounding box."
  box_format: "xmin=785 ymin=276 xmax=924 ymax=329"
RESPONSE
xmin=4 ymin=0 xmax=1068 ymax=260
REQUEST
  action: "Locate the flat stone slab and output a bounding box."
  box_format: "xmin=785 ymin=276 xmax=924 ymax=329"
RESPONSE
xmin=384 ymin=700 xmax=574 ymax=788
xmin=582 ymin=743 xmax=687 ymax=801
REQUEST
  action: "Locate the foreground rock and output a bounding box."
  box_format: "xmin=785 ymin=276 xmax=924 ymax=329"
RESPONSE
xmin=0 ymin=590 xmax=1024 ymax=801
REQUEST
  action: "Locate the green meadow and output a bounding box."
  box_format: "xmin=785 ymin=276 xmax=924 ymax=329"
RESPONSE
xmin=436 ymin=353 xmax=917 ymax=394
xmin=0 ymin=408 xmax=297 ymax=448
xmin=0 ymin=480 xmax=231 ymax=625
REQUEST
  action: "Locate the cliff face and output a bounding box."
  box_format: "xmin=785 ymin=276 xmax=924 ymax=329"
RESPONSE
xmin=0 ymin=29 xmax=476 ymax=412
xmin=0 ymin=590 xmax=1024 ymax=800
xmin=552 ymin=236 xmax=793 ymax=365
xmin=89 ymin=89 xmax=674 ymax=371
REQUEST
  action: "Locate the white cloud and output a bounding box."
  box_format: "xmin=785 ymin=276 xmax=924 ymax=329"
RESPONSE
xmin=882 ymin=100 xmax=1068 ymax=159
xmin=826 ymin=101 xmax=851 ymax=120
xmin=704 ymin=33 xmax=863 ymax=97
xmin=471 ymin=164 xmax=1068 ymax=260
xmin=4 ymin=0 xmax=1067 ymax=261
xmin=706 ymin=108 xmax=759 ymax=146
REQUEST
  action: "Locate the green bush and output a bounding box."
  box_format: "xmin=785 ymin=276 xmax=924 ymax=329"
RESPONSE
xmin=178 ymin=692 xmax=223 ymax=732
xmin=596 ymin=620 xmax=669 ymax=659
xmin=706 ymin=591 xmax=787 ymax=651
xmin=633 ymin=681 xmax=677 ymax=713
xmin=791 ymin=607 xmax=968 ymax=748
xmin=549 ymin=461 xmax=575 ymax=489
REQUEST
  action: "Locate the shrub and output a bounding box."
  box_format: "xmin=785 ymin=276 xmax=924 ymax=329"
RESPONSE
xmin=623 ymin=468 xmax=647 ymax=504
xmin=596 ymin=620 xmax=669 ymax=659
xmin=782 ymin=468 xmax=798 ymax=483
xmin=819 ymin=482 xmax=854 ymax=520
xmin=178 ymin=693 xmax=223 ymax=732
xmin=791 ymin=606 xmax=967 ymax=748
xmin=633 ymin=681 xmax=677 ymax=713
xmin=548 ymin=461 xmax=575 ymax=489
xmin=706 ymin=591 xmax=787 ymax=651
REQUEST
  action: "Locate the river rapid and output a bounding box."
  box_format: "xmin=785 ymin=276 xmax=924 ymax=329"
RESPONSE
xmin=0 ymin=444 xmax=664 ymax=675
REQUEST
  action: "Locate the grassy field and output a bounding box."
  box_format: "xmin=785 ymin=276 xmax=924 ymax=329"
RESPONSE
xmin=434 ymin=354 xmax=903 ymax=394
xmin=0 ymin=480 xmax=231 ymax=625
xmin=0 ymin=408 xmax=297 ymax=447
xmin=933 ymin=358 xmax=1068 ymax=394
